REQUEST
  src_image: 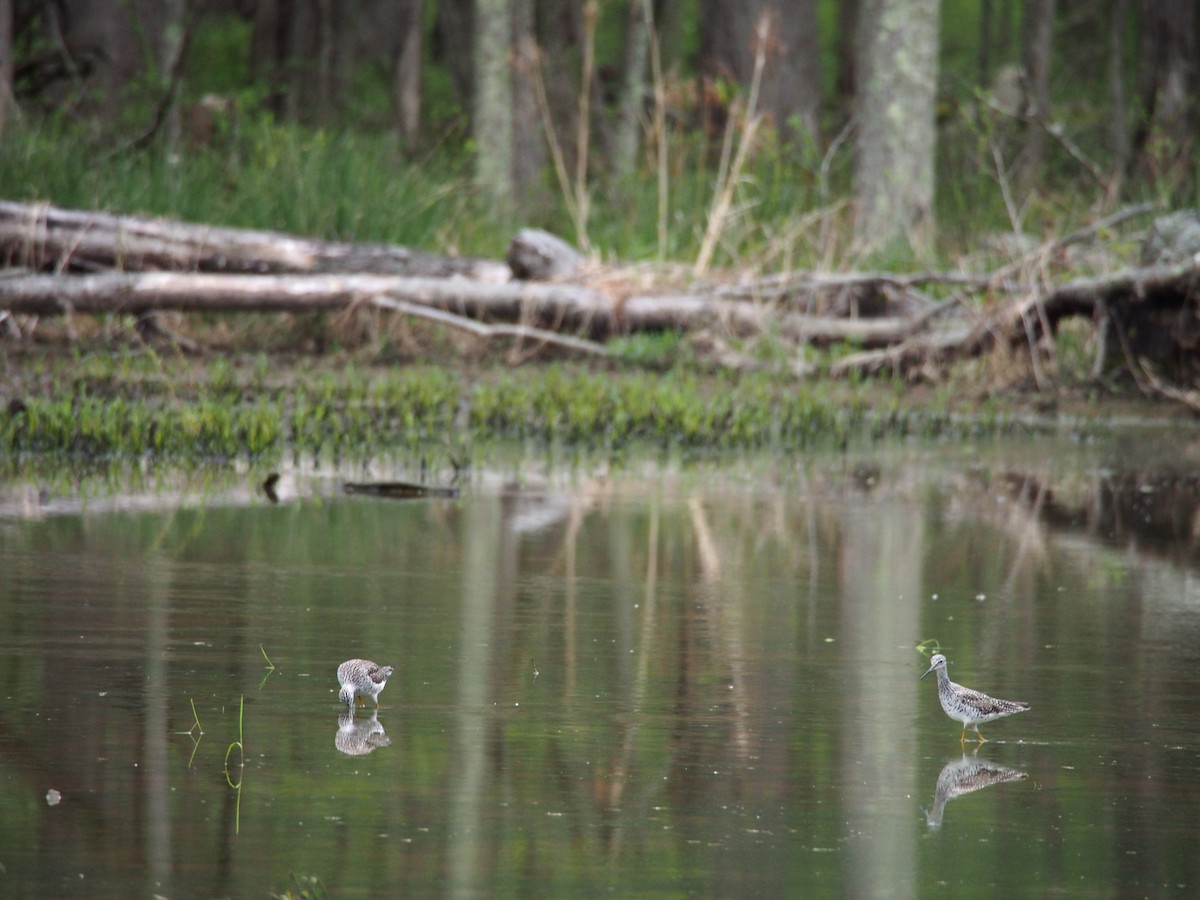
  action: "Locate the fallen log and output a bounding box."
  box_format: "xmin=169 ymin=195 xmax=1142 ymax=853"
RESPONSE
xmin=831 ymin=259 xmax=1200 ymax=378
xmin=0 ymin=200 xmax=509 ymax=280
xmin=0 ymin=270 xmax=915 ymax=347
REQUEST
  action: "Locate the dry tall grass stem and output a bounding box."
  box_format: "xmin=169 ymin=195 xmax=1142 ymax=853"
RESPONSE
xmin=694 ymin=11 xmax=771 ymax=276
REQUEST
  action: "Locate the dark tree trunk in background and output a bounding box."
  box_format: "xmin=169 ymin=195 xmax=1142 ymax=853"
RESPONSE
xmin=1108 ymin=0 xmax=1130 ymax=176
xmin=393 ymin=0 xmax=424 ymax=146
xmin=788 ymin=0 xmax=822 ymax=140
xmin=699 ymin=0 xmax=821 ymax=141
xmin=160 ymin=0 xmax=186 ymax=148
xmin=315 ymin=0 xmax=335 ymax=124
xmin=978 ymin=0 xmax=1017 ymax=87
xmin=612 ymin=0 xmax=652 ymax=182
xmin=653 ymin=0 xmax=687 ymax=72
xmin=854 ymin=0 xmax=941 ymax=255
xmin=41 ymin=0 xmax=139 ymax=120
xmin=1133 ymin=0 xmax=1197 ymax=200
xmin=834 ymin=0 xmax=858 ymax=114
xmin=511 ymin=0 xmax=544 ymax=200
xmin=1016 ymin=0 xmax=1055 ymax=196
xmin=0 ymin=0 xmax=12 ymax=140
xmin=251 ymin=0 xmax=289 ymax=117
xmin=537 ymin=0 xmax=584 ymax=173
xmin=435 ymin=0 xmax=474 ymax=111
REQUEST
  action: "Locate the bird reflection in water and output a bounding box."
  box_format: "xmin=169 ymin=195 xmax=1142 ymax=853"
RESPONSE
xmin=335 ymin=709 xmax=391 ymax=757
xmin=924 ymin=753 xmax=1027 ymax=830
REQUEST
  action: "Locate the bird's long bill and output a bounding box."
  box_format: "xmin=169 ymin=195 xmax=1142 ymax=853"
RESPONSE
xmin=919 ymin=663 xmax=936 ymax=680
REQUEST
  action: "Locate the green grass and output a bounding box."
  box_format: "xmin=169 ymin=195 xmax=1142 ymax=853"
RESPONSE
xmin=0 ymin=100 xmax=1051 ymax=272
xmin=2 ymin=350 xmax=1055 ymax=464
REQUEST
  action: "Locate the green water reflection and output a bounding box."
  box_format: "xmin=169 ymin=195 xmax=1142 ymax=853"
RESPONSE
xmin=2 ymin=435 xmax=1200 ymax=897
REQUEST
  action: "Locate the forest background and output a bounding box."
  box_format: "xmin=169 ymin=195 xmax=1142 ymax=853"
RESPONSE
xmin=1 ymin=1 xmax=1192 ymax=255
xmin=0 ymin=0 xmax=1198 ymax=458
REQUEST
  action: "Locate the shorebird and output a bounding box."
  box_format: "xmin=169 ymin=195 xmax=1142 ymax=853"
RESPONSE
xmin=920 ymin=653 xmax=1029 ymax=743
xmin=337 ymin=659 xmax=394 ymax=708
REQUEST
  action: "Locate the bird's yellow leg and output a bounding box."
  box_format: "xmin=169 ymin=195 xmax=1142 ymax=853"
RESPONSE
xmin=975 ymin=727 xmax=987 ymax=744
xmin=959 ymin=725 xmax=967 ymax=744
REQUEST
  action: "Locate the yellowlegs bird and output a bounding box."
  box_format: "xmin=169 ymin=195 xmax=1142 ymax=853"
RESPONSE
xmin=337 ymin=659 xmax=394 ymax=708
xmin=920 ymin=653 xmax=1029 ymax=743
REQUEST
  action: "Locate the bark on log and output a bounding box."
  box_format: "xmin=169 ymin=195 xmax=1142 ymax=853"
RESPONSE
xmin=831 ymin=260 xmax=1200 ymax=377
xmin=0 ymin=200 xmax=509 ymax=280
xmin=3 ymin=201 xmax=1194 ymax=387
xmin=0 ymin=270 xmax=914 ymax=346
xmin=507 ymin=228 xmax=585 ymax=280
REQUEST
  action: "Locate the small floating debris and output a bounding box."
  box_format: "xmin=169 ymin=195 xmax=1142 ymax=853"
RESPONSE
xmin=46 ymin=789 xmax=61 ymax=806
xmin=342 ymin=480 xmax=459 ymax=500
xmin=262 ymin=472 xmax=281 ymax=503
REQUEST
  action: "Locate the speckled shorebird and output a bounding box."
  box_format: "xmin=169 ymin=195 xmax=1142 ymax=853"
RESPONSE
xmin=920 ymin=653 xmax=1029 ymax=743
xmin=337 ymin=659 xmax=394 ymax=708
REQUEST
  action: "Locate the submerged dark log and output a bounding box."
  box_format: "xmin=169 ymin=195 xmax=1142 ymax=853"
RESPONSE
xmin=343 ymin=480 xmax=460 ymax=499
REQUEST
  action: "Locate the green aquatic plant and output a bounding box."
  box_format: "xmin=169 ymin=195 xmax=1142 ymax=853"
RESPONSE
xmin=271 ymin=873 xmax=331 ymax=900
xmin=183 ymin=697 xmax=205 ymax=768
xmin=225 ymin=695 xmax=245 ymax=835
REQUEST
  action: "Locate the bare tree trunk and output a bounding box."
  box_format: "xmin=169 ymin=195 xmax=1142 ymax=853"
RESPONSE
xmin=537 ymin=0 xmax=584 ymax=178
xmin=699 ymin=1 xmax=820 ymax=141
xmin=435 ymin=0 xmax=474 ymax=110
xmin=1016 ymin=0 xmax=1055 ymax=196
xmin=853 ymin=0 xmax=942 ymax=255
xmin=160 ymin=0 xmax=186 ymax=150
xmin=834 ymin=0 xmax=858 ymax=113
xmin=0 ymin=0 xmax=12 ymax=140
xmin=979 ymin=0 xmax=992 ymax=86
xmin=393 ymin=0 xmax=424 ymax=146
xmin=316 ymin=0 xmax=335 ymax=124
xmin=1133 ymin=0 xmax=1196 ymax=199
xmin=474 ymin=0 xmax=514 ymax=217
xmin=612 ymin=0 xmax=652 ymax=183
xmin=251 ymin=0 xmax=288 ymax=117
xmin=1108 ymin=0 xmax=1130 ymax=176
xmin=788 ymin=0 xmax=822 ymax=141
xmin=654 ymin=0 xmax=687 ymax=71
xmin=510 ymin=0 xmax=544 ymax=202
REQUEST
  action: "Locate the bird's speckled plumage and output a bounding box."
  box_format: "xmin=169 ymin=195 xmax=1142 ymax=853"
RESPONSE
xmin=920 ymin=653 xmax=1029 ymax=743
xmin=337 ymin=658 xmax=394 ymax=707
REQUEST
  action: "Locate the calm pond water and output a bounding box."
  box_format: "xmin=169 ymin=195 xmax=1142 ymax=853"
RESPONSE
xmin=3 ymin=430 xmax=1200 ymax=898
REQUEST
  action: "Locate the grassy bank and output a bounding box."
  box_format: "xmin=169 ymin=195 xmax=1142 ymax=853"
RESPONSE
xmin=2 ymin=338 xmax=1110 ymax=470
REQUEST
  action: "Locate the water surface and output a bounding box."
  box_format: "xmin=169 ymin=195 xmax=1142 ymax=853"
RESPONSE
xmin=2 ymin=432 xmax=1200 ymax=897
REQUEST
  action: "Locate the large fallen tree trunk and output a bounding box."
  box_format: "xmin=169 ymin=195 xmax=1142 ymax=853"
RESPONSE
xmin=0 ymin=200 xmax=509 ymax=280
xmin=0 ymin=270 xmax=914 ymax=346
xmin=5 ymin=201 xmax=1200 ymax=400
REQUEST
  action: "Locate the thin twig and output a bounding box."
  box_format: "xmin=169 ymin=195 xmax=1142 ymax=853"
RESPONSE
xmin=694 ymin=12 xmax=770 ymax=275
xmin=644 ymin=2 xmax=669 ymax=260
xmin=530 ymin=52 xmax=584 ymax=242
xmin=574 ymin=2 xmax=598 ymax=245
xmin=112 ymin=0 xmax=205 ymax=157
xmin=369 ymin=294 xmax=609 ymax=358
